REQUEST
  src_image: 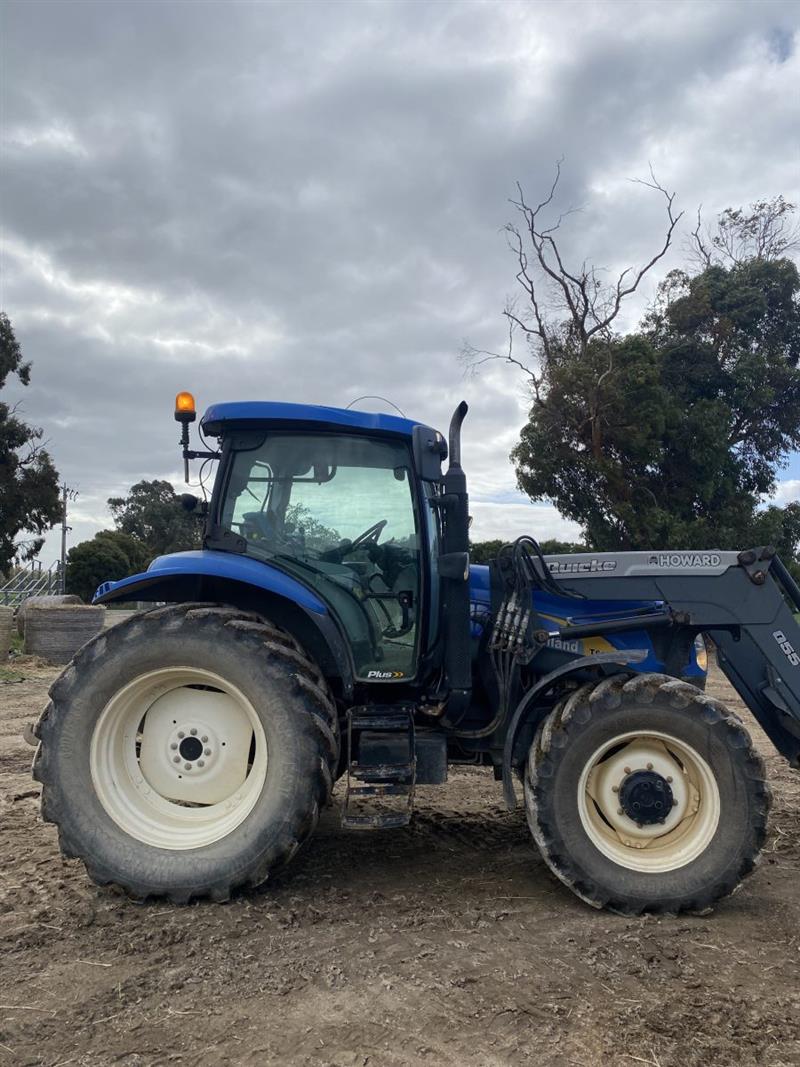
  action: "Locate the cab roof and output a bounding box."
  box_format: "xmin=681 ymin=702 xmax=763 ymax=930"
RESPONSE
xmin=201 ymin=401 xmax=426 ymax=439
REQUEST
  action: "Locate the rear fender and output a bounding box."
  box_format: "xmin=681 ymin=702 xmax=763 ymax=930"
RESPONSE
xmin=94 ymin=550 xmax=354 ymax=698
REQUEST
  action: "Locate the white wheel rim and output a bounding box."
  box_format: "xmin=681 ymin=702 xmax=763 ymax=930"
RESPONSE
xmin=90 ymin=667 xmax=267 ymax=850
xmin=578 ymin=730 xmax=721 ymax=873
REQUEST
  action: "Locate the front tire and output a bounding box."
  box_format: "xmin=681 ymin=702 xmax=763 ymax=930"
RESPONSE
xmin=524 ymin=673 xmax=771 ymax=915
xmin=33 ymin=604 xmax=339 ymax=903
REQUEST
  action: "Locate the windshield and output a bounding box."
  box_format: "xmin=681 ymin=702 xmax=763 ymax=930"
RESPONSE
xmin=220 ymin=432 xmax=421 ymax=680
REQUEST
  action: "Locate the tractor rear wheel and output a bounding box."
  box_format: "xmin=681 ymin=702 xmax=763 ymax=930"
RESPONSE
xmin=33 ymin=604 xmax=338 ymax=902
xmin=524 ymin=673 xmax=770 ymax=915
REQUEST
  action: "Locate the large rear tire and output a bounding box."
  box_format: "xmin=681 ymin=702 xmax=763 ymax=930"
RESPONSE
xmin=524 ymin=673 xmax=771 ymax=915
xmin=33 ymin=604 xmax=339 ymax=903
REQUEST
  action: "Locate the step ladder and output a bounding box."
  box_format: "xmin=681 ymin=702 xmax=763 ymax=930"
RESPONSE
xmin=342 ymin=705 xmax=416 ymax=829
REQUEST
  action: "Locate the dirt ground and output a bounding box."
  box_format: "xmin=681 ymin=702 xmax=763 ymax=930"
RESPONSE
xmin=1 ymin=661 xmax=799 ymax=1067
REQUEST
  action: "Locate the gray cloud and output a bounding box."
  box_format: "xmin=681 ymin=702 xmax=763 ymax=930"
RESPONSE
xmin=2 ymin=0 xmax=798 ymax=558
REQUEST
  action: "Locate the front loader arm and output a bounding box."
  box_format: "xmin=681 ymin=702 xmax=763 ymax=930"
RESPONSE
xmin=541 ymin=548 xmax=800 ymax=766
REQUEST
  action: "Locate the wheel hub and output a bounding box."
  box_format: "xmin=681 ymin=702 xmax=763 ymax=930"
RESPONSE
xmin=165 ymin=720 xmax=218 ymax=774
xmin=138 ymin=687 xmax=254 ymax=804
xmin=179 ymin=735 xmax=204 ymax=762
xmin=618 ymin=769 xmax=674 ymax=826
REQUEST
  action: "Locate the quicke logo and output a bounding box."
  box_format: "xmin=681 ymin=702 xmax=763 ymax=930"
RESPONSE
xmin=548 ymin=559 xmax=617 ymax=574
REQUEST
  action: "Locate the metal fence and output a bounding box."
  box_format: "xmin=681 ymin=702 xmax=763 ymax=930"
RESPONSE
xmin=0 ymin=561 xmax=63 ymax=607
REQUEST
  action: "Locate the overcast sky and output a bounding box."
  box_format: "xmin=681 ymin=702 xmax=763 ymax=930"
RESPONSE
xmin=2 ymin=0 xmax=799 ymax=564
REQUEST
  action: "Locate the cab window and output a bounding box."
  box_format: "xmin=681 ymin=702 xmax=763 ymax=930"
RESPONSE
xmin=220 ymin=433 xmax=421 ymax=681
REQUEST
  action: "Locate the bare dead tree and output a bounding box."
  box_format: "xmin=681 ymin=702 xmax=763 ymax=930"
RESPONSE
xmin=458 ymin=313 xmax=545 ymax=399
xmin=461 ymin=161 xmax=682 ymax=392
xmin=690 ymin=195 xmax=799 ymax=269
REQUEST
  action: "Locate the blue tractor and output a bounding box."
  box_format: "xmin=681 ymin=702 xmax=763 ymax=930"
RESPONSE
xmin=33 ymin=396 xmax=800 ymax=914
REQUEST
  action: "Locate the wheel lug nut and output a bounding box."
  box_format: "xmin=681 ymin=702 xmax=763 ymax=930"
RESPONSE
xmin=204 ymin=747 xmax=211 ymax=756
xmin=672 ymin=798 xmax=679 ymax=806
xmin=201 ymin=736 xmax=208 ymax=743
xmin=184 ymin=762 xmax=192 ymax=771
xmin=178 ymin=731 xmax=185 ymax=739
xmin=612 ymin=785 xmax=619 ymax=793
xmin=666 ymin=776 xmax=673 ymax=783
xmin=190 ymin=728 xmax=198 ymax=736
xmin=646 ymin=763 xmax=653 ymax=771
xmin=198 ymin=760 xmax=205 ymax=768
xmin=617 ymin=808 xmax=624 ymax=816
xmin=170 ymin=743 xmax=178 ymax=751
xmin=623 ymin=767 xmax=631 ymax=775
xmin=173 ymin=756 xmax=180 ymax=763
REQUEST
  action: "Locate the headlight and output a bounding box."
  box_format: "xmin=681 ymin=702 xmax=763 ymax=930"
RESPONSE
xmin=694 ymin=634 xmax=708 ymax=672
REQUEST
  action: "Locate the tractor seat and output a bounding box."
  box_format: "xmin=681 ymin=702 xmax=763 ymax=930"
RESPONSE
xmin=242 ymin=511 xmax=277 ymax=543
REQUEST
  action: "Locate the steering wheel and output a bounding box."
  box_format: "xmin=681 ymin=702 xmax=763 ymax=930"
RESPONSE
xmin=348 ymin=519 xmax=388 ymax=554
xmin=319 ymin=519 xmax=388 ymax=564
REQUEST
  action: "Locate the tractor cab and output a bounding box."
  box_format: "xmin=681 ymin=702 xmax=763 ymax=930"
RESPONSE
xmin=180 ymin=398 xmax=462 ymax=693
xmin=95 ymin=396 xmax=469 ymax=705
xmin=211 ymin=418 xmax=426 ymax=679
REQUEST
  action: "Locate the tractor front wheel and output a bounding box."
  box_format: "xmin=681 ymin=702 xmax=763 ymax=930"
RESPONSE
xmin=33 ymin=604 xmax=338 ymax=902
xmin=524 ymin=673 xmax=771 ymax=915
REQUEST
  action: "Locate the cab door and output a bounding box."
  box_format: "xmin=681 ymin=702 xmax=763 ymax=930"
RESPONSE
xmin=220 ymin=431 xmax=423 ymax=681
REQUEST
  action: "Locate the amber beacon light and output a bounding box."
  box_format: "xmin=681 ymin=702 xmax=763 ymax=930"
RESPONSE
xmin=175 ymin=391 xmax=196 ymax=422
xmin=174 ymin=391 xmax=197 ymax=482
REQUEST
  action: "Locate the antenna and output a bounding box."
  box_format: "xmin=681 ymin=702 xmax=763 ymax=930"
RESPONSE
xmin=345 ymin=395 xmax=407 ymax=418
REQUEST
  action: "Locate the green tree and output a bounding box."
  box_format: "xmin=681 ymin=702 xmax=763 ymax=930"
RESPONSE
xmin=512 ymin=254 xmax=800 ymax=549
xmin=65 ymin=530 xmax=150 ymax=603
xmin=691 ymin=195 xmax=799 ymax=268
xmin=469 ymin=175 xmax=800 ymax=561
xmin=539 ymin=538 xmax=587 ymax=555
xmin=470 ymin=538 xmax=586 ymax=563
xmin=627 ymin=255 xmax=800 ymax=549
xmin=284 ymin=503 xmax=341 ymax=554
xmin=469 ymin=539 xmax=505 ymax=564
xmin=750 ymin=503 xmax=800 ymax=582
xmin=512 ymin=333 xmax=676 ymax=549
xmin=0 ymin=313 xmax=61 ymax=574
xmin=108 ymin=479 xmax=202 ymax=559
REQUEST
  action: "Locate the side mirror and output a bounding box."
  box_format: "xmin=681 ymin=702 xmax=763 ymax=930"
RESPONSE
xmin=412 ymin=425 xmax=448 ymax=482
xmin=439 ymin=551 xmax=470 ymax=581
xmin=180 ymin=493 xmax=207 ymax=517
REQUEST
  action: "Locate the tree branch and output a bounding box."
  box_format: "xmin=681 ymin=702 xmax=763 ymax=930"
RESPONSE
xmin=586 ymin=169 xmax=683 ymax=338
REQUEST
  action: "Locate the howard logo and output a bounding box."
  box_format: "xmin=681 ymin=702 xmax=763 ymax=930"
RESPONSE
xmin=367 ymin=670 xmax=405 ymax=680
xmin=648 ymin=552 xmax=722 ymax=568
